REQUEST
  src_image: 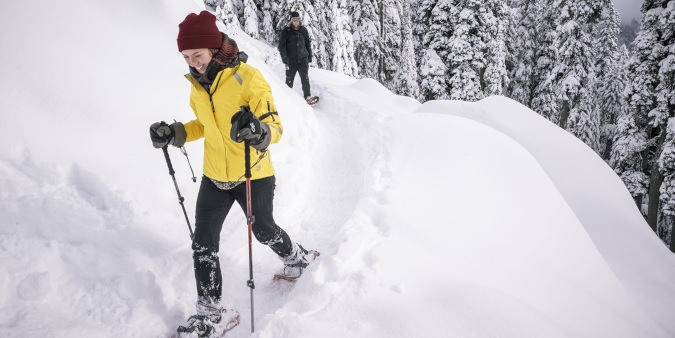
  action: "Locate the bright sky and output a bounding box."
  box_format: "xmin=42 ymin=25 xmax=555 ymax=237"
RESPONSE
xmin=612 ymin=0 xmax=642 ymax=24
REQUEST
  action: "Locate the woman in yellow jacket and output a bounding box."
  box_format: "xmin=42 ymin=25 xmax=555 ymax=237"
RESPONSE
xmin=149 ymin=11 xmax=317 ymax=336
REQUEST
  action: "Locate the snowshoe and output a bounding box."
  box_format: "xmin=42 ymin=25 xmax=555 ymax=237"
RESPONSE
xmin=175 ymin=307 xmax=240 ymax=338
xmin=274 ymin=243 xmax=320 ymax=282
xmin=305 ymin=96 xmax=319 ymax=106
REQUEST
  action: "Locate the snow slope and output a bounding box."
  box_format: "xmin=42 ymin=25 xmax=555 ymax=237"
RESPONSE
xmin=1 ymin=0 xmax=674 ymax=337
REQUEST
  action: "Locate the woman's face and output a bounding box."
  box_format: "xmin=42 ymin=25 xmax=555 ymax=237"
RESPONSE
xmin=182 ymin=48 xmax=213 ymax=74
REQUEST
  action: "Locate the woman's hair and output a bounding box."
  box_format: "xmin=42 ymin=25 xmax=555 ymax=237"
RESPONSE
xmin=209 ymin=48 xmax=219 ymax=56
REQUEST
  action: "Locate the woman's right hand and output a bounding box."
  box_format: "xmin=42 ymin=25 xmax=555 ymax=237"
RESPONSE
xmin=149 ymin=121 xmax=186 ymax=148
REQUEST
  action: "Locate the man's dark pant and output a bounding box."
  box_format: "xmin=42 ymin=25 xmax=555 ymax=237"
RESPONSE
xmin=191 ymin=175 xmax=293 ymax=301
xmin=285 ymin=61 xmax=311 ymax=99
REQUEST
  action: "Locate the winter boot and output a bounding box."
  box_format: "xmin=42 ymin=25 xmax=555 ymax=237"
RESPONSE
xmin=274 ymin=243 xmax=320 ymax=281
xmin=176 ymin=297 xmax=240 ymax=337
xmin=305 ymin=96 xmax=319 ymax=106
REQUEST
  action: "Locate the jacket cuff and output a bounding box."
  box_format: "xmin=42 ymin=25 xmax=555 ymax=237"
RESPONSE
xmin=171 ymin=122 xmax=187 ymax=147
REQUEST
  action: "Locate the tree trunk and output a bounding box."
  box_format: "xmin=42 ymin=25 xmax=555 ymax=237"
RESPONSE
xmin=646 ymin=167 xmax=663 ymax=232
xmin=560 ymin=99 xmax=570 ymax=129
xmin=647 ymin=128 xmax=668 ymax=232
xmin=635 ymin=194 xmax=643 ymax=213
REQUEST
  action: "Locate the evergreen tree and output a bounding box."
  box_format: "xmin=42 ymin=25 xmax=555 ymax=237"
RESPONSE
xmin=393 ymin=0 xmax=420 ymax=98
xmin=419 ymin=48 xmax=450 ymax=101
xmin=417 ymin=0 xmax=452 ymax=100
xmin=446 ymin=0 xmax=485 ymax=101
xmin=242 ymin=0 xmax=260 ymax=39
xmin=204 ymin=0 xmax=220 ymax=11
xmin=609 ymin=102 xmax=649 ymax=201
xmin=379 ymin=0 xmax=404 ymax=91
xmin=215 ymin=0 xmax=241 ymax=35
xmin=655 ymin=0 xmax=675 ymax=251
xmin=529 ymin=6 xmax=559 ymax=123
xmin=598 ymin=46 xmax=631 ymax=159
xmin=328 ymin=0 xmax=358 ymax=76
xmin=232 ymin=0 xmax=243 ymax=16
xmin=305 ymin=1 xmax=330 ymax=69
xmin=508 ymin=0 xmax=544 ymax=106
xmin=416 ymin=0 xmax=509 ymax=102
xmin=658 ymin=119 xmax=675 ymax=249
xmin=594 ymin=5 xmax=625 ymax=159
xmin=260 ymin=0 xmax=276 ymax=44
xmin=618 ymin=0 xmax=671 ymax=237
xmin=351 ymin=0 xmax=381 ymax=80
xmin=482 ymin=0 xmax=510 ymax=97
xmin=547 ymin=0 xmax=601 ymax=131
xmin=567 ymin=75 xmax=601 ymax=153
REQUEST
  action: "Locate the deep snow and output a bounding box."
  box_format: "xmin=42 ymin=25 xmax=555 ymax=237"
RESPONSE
xmin=1 ymin=0 xmax=674 ymax=337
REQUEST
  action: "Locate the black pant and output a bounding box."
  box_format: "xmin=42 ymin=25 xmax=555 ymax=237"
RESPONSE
xmin=192 ymin=175 xmax=293 ymax=301
xmin=285 ymin=61 xmax=311 ymax=99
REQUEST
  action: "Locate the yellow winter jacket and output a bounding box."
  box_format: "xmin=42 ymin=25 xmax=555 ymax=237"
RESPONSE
xmin=183 ymin=62 xmax=282 ymax=182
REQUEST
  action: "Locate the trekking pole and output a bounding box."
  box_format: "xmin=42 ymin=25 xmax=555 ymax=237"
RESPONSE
xmin=161 ymin=145 xmax=194 ymax=239
xmin=244 ymin=140 xmax=256 ymax=333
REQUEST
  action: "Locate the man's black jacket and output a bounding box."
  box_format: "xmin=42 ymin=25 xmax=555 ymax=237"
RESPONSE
xmin=278 ymin=25 xmax=312 ymax=64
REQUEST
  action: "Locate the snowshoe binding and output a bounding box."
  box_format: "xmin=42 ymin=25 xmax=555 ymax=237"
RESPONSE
xmin=175 ymin=300 xmax=240 ymax=338
xmin=274 ymin=243 xmax=320 ymax=282
xmin=305 ymin=96 xmax=319 ymax=106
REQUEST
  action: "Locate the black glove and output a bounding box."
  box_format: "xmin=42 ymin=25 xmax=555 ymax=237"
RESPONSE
xmin=281 ymin=57 xmax=288 ymax=65
xmin=230 ymin=106 xmax=271 ymax=150
xmin=149 ymin=121 xmax=186 ymax=148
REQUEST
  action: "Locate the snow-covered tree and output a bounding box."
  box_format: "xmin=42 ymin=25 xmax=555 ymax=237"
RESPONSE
xmin=658 ymin=119 xmax=675 ymax=248
xmin=482 ymin=0 xmax=510 ymax=97
xmin=204 ymin=0 xmax=220 ymax=11
xmin=417 ymin=0 xmax=452 ymax=100
xmin=215 ymin=0 xmax=241 ymax=35
xmin=242 ymin=0 xmax=259 ymax=39
xmin=529 ymin=6 xmax=559 ymax=123
xmin=446 ymin=1 xmax=485 ymax=101
xmin=303 ymin=1 xmax=329 ymax=69
xmin=567 ymin=75 xmax=601 ymax=153
xmin=507 ymin=0 xmax=543 ymax=106
xmin=351 ymin=0 xmax=381 ymax=80
xmin=597 ymin=47 xmax=630 ymax=160
xmin=595 ymin=5 xmax=626 ymax=159
xmin=616 ymin=0 xmax=672 ymax=241
xmin=419 ymin=48 xmax=450 ymax=101
xmin=379 ymin=0 xmax=404 ymax=91
xmin=655 ymin=0 xmax=675 ymax=251
xmin=260 ymin=0 xmax=276 ymax=43
xmin=393 ymin=0 xmax=420 ymax=98
xmin=417 ymin=0 xmax=509 ymax=102
xmin=548 ymin=0 xmax=602 ymax=131
xmin=328 ymin=0 xmax=358 ymax=76
xmin=609 ymin=107 xmax=649 ymax=200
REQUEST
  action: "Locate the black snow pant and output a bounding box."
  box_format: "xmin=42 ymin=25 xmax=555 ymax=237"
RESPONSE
xmin=285 ymin=61 xmax=311 ymax=99
xmin=191 ymin=175 xmax=293 ymax=302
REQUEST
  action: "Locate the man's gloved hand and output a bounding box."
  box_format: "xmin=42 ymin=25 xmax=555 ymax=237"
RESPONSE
xmin=281 ymin=57 xmax=288 ymax=65
xmin=149 ymin=121 xmax=186 ymax=148
xmin=230 ymin=106 xmax=271 ymax=150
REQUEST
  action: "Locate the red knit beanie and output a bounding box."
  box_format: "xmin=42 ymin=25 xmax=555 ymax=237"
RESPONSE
xmin=177 ymin=11 xmax=223 ymax=52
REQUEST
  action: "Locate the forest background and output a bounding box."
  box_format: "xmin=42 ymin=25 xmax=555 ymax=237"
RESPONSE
xmin=205 ymin=0 xmax=675 ymax=253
